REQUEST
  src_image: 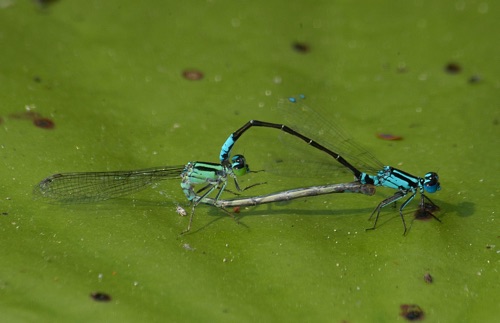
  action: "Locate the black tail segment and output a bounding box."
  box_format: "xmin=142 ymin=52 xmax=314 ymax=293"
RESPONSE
xmin=229 ymin=120 xmax=363 ymax=179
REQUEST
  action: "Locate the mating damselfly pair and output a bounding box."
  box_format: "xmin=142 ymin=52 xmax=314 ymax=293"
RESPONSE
xmin=34 ymin=96 xmax=441 ymax=234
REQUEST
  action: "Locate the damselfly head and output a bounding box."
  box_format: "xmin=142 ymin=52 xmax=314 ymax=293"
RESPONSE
xmin=231 ymin=154 xmax=250 ymax=177
xmin=423 ymin=172 xmax=440 ymax=193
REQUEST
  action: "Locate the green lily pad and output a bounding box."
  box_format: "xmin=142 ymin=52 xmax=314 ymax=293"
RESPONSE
xmin=1 ymin=0 xmax=498 ymax=322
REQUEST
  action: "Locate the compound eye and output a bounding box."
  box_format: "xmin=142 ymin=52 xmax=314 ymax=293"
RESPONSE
xmin=231 ymin=154 xmax=246 ymax=168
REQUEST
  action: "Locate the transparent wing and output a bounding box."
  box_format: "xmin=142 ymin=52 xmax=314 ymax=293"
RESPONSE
xmin=262 ymin=139 xmax=356 ymax=181
xmin=34 ymin=166 xmax=185 ymax=203
xmin=276 ymin=96 xmax=384 ymax=174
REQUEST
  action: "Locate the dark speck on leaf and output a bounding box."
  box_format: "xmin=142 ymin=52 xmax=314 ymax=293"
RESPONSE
xmin=445 ymin=62 xmax=461 ymax=74
xmin=182 ymin=69 xmax=204 ymax=81
xmin=468 ymin=75 xmax=481 ymax=84
xmin=377 ymin=133 xmax=403 ymax=141
xmin=292 ymin=42 xmax=310 ymax=53
xmin=415 ymin=202 xmax=440 ymax=221
xmin=90 ymin=292 xmax=112 ymax=302
xmin=400 ymin=304 xmax=424 ymax=321
xmin=33 ymin=118 xmax=55 ymax=129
